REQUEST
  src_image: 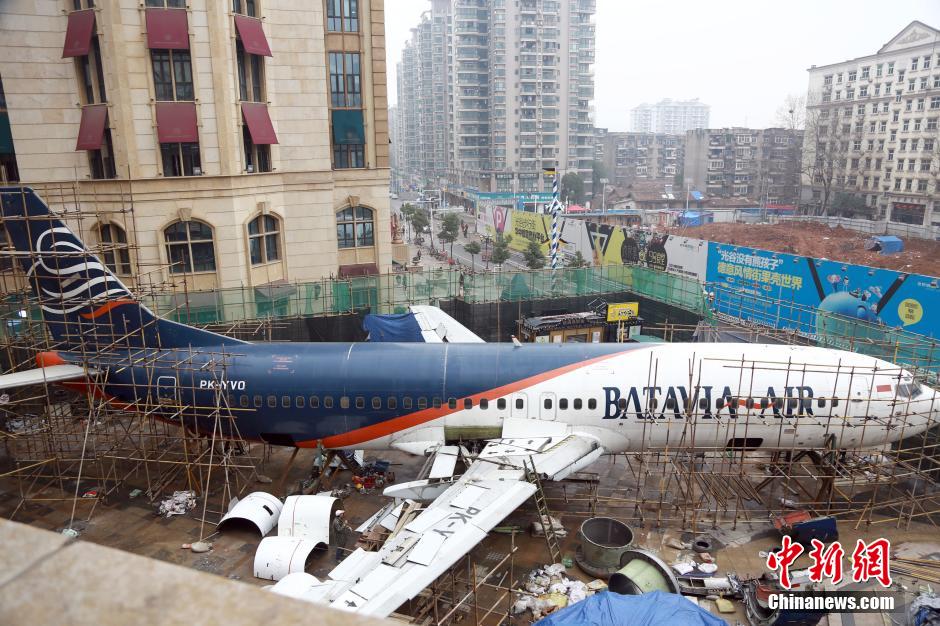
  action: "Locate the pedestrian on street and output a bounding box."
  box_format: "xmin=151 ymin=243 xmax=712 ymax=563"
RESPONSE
xmin=332 ymin=509 xmax=350 ymax=561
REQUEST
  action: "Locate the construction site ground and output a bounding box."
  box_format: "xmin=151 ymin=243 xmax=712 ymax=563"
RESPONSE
xmin=1 ymin=445 xmax=936 ymax=625
xmin=667 ymin=221 xmax=940 ymax=277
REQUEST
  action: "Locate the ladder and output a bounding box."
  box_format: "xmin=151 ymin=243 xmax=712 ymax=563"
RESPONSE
xmin=523 ymin=456 xmax=562 ymax=564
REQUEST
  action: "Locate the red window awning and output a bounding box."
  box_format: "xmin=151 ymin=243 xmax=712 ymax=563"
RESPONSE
xmin=62 ymin=9 xmax=96 ymax=58
xmin=234 ymin=15 xmax=272 ymax=57
xmin=241 ymin=103 xmax=278 ymax=145
xmin=339 ymin=263 xmax=379 ymax=278
xmin=155 ymin=102 xmax=198 ymax=143
xmin=75 ymin=104 xmax=108 ymax=150
xmin=145 ymin=8 xmax=190 ymax=50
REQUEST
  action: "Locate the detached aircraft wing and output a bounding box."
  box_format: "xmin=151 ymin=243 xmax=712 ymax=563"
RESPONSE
xmin=312 ymin=418 xmax=603 ymax=617
xmin=0 ymin=364 xmax=92 ymax=390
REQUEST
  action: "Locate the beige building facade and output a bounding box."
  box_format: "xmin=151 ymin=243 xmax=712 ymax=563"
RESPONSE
xmin=0 ymin=0 xmax=392 ymax=296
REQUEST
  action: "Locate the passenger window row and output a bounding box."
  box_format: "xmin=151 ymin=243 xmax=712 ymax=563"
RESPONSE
xmin=235 ymin=393 xmax=841 ymax=412
xmin=235 ymin=394 xmax=603 ymax=412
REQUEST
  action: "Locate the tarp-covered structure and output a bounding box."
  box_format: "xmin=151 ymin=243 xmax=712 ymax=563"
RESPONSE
xmin=363 ymin=306 xmax=484 ymax=343
xmin=535 ymin=591 xmax=728 ymax=626
xmin=362 ymin=313 xmax=423 ymax=342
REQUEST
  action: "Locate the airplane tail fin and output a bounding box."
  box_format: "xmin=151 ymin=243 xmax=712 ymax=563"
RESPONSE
xmin=0 ymin=187 xmax=245 ymax=351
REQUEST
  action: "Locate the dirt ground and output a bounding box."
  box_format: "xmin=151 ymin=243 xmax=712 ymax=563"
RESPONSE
xmin=667 ymin=221 xmax=940 ymax=277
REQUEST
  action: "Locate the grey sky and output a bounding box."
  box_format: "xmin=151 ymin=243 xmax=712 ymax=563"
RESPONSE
xmin=385 ymin=0 xmax=940 ymax=129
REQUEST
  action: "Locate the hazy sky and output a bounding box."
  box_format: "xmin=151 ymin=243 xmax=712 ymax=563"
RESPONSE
xmin=385 ymin=0 xmax=940 ymax=129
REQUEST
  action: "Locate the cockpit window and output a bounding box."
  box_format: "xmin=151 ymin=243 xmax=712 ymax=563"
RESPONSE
xmin=897 ymin=382 xmax=923 ymax=398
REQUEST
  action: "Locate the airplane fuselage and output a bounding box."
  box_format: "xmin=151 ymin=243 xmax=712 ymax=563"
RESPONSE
xmin=75 ymin=342 xmax=937 ymax=453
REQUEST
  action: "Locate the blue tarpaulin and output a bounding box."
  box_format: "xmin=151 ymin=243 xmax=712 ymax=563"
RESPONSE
xmin=690 ymin=190 xmax=704 ymax=201
xmin=363 ymin=313 xmax=423 ymax=342
xmin=867 ymin=235 xmax=904 ymax=255
xmin=535 ymin=591 xmax=728 ymax=626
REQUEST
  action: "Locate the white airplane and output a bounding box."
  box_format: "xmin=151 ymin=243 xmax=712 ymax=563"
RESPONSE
xmin=1 ymin=187 xmax=936 ymax=616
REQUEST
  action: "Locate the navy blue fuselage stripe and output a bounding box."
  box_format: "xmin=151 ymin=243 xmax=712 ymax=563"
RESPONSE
xmin=73 ymin=342 xmax=644 ymax=442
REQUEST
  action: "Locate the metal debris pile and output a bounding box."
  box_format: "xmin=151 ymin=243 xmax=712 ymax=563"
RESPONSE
xmin=157 ymin=490 xmax=196 ymax=518
xmin=512 ymin=563 xmax=606 ymax=620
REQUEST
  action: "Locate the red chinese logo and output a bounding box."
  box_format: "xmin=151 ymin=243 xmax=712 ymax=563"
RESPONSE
xmin=851 ymin=538 xmax=892 ymax=588
xmin=767 ymin=537 xmax=892 ymax=589
xmin=807 ymin=538 xmax=844 ymax=584
xmin=766 ymin=535 xmax=804 ymax=589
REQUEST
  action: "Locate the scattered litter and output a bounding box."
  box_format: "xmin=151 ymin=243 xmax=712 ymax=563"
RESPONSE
xmin=256 ymin=475 xmax=273 ymax=484
xmin=129 ymin=489 xmax=143 ymax=499
xmin=158 ymin=490 xmax=197 ymax=518
xmin=699 ymin=552 xmax=714 ymax=563
xmin=673 ymin=561 xmax=696 ymax=575
xmin=699 ymin=563 xmax=718 ymax=574
xmin=82 ymin=489 xmax=98 ymax=499
xmin=516 ymin=564 xmax=596 ymax=620
xmin=181 ymin=543 xmax=192 ymax=550
xmin=190 ymin=541 xmax=212 ymax=553
xmin=61 ymin=528 xmax=80 ymax=539
xmin=779 ymin=497 xmax=799 ymax=509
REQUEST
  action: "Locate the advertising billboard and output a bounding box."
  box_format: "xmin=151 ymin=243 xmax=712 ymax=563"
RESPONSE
xmin=706 ymin=242 xmax=940 ymax=339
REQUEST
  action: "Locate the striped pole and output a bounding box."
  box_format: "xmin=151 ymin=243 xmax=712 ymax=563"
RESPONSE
xmin=550 ymin=173 xmax=560 ymax=271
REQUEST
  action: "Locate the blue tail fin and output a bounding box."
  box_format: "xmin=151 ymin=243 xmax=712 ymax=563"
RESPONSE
xmin=0 ymin=187 xmax=245 ymax=351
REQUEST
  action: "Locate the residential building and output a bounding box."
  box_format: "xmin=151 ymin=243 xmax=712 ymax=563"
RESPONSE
xmin=685 ymin=128 xmax=804 ymax=204
xmin=0 ymin=0 xmax=392 ymax=304
xmin=395 ymin=0 xmax=597 ymax=204
xmin=598 ymin=132 xmax=684 ymax=187
xmin=803 ymin=21 xmax=940 ymax=225
xmin=630 ymin=99 xmax=710 ymax=135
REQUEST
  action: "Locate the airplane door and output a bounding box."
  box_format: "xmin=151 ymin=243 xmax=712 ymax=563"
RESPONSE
xmin=540 ymin=392 xmax=557 ymax=420
xmin=157 ymin=376 xmax=177 ymax=405
xmin=511 ymin=393 xmax=528 ymax=418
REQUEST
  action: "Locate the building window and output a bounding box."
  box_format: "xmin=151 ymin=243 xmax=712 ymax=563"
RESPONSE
xmin=247 ymin=214 xmax=280 ymax=264
xmin=931 ymin=96 xmax=940 ymax=110
xmin=328 ymin=52 xmax=361 ymax=108
xmin=160 ymin=142 xmax=201 ymax=176
xmin=232 ymin=0 xmax=257 ymax=16
xmin=145 ymin=0 xmax=185 ymax=6
xmin=77 ymin=39 xmax=107 ymax=105
xmin=236 ymin=41 xmax=265 ymax=102
xmin=164 ymin=220 xmax=216 ymax=273
xmin=918 ymin=179 xmax=928 ymax=192
xmin=242 ymin=125 xmax=271 ymax=173
xmin=89 ymin=129 xmax=117 ymax=180
xmin=151 ymin=50 xmax=194 ymax=101
xmin=326 ymin=0 xmax=359 ymax=32
xmin=335 ymin=206 xmax=374 ymax=249
xmin=95 ymin=222 xmax=131 ymax=274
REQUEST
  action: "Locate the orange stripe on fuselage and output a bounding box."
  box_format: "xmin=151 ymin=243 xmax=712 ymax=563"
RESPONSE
xmin=79 ymin=299 xmax=136 ymax=320
xmin=309 ymin=349 xmax=636 ymax=449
